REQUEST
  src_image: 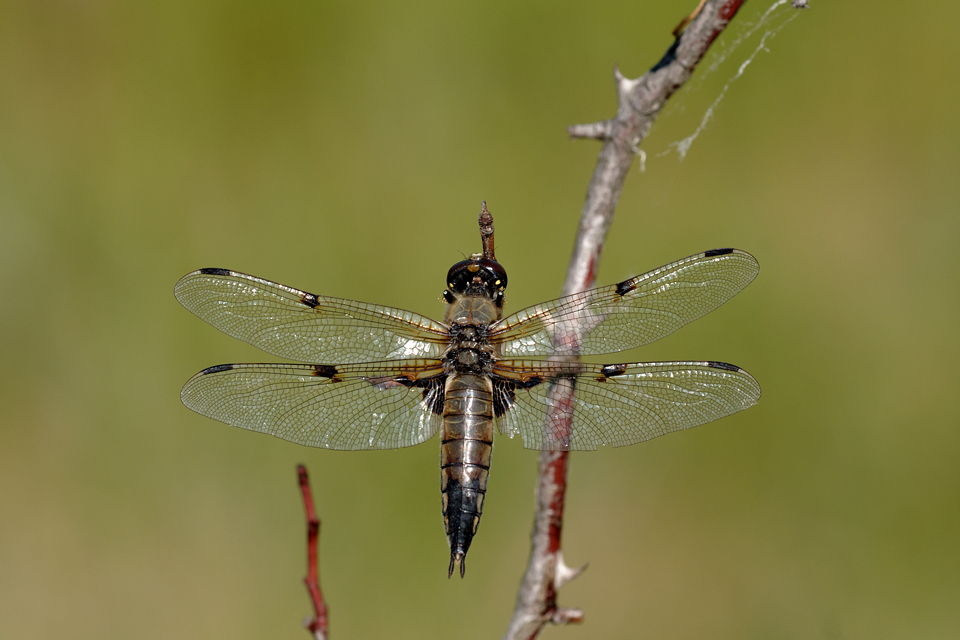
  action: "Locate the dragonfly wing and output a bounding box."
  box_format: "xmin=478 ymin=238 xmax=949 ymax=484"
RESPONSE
xmin=492 ymin=359 xmax=760 ymax=451
xmin=181 ymin=360 xmax=446 ymax=450
xmin=491 ymin=249 xmax=759 ymax=358
xmin=175 ymin=269 xmax=449 ymax=363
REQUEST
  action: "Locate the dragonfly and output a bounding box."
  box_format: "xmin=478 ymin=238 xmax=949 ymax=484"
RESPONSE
xmin=175 ymin=212 xmax=760 ymax=578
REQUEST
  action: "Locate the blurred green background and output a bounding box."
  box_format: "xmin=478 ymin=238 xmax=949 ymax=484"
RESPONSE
xmin=2 ymin=1 xmax=958 ymax=638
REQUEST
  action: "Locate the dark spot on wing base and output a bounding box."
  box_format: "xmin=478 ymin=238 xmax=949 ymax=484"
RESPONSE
xmin=199 ymin=267 xmax=231 ymax=276
xmin=706 ymin=361 xmax=741 ymax=372
xmin=364 ymin=374 xmax=445 ymax=414
xmin=493 ymin=376 xmax=544 ymax=417
xmin=203 ymin=364 xmax=235 ymax=374
xmin=423 ymin=379 xmax=446 ymax=415
xmin=299 ymin=292 xmax=320 ymax=308
xmin=704 ymin=248 xmax=734 ymax=257
xmin=388 ymin=376 xmax=446 ymax=416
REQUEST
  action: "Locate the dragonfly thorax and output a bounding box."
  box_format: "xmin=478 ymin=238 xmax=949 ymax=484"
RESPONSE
xmin=443 ymin=324 xmax=495 ymax=375
xmin=443 ymin=346 xmax=493 ymax=376
xmin=444 ymin=292 xmax=503 ymax=326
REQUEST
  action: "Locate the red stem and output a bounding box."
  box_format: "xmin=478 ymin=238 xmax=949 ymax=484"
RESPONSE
xmin=298 ymin=465 xmax=328 ymax=640
xmin=503 ymin=1 xmax=754 ymax=638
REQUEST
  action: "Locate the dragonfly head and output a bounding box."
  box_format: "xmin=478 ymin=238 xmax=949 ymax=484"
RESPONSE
xmin=444 ymin=255 xmax=508 ymax=306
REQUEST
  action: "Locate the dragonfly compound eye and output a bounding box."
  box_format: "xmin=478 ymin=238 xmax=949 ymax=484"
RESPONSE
xmin=446 ymin=258 xmax=508 ymax=296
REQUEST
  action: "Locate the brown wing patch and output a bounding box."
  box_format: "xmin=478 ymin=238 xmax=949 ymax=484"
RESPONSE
xmin=363 ymin=362 xmax=446 ymax=416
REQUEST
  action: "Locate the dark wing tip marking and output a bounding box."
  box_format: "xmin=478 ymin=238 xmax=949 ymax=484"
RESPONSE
xmin=310 ymin=364 xmax=339 ymax=378
xmin=198 ymin=267 xmax=232 ymax=276
xmin=299 ymin=292 xmax=320 ymax=308
xmin=704 ymin=248 xmax=735 ymax=257
xmin=202 ymin=363 xmax=235 ymax=374
xmin=706 ymin=360 xmax=741 ymax=372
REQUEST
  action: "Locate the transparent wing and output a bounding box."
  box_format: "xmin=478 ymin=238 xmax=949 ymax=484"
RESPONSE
xmin=493 ymin=359 xmax=760 ymax=451
xmin=491 ymin=249 xmax=759 ymax=357
xmin=180 ymin=359 xmax=446 ymax=450
xmin=175 ymin=269 xmax=449 ymax=363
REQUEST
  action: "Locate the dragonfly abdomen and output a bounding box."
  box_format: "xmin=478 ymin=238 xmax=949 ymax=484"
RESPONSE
xmin=440 ymin=373 xmax=494 ymax=578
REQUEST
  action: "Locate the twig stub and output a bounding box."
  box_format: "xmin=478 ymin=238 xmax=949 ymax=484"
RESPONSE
xmin=479 ymin=201 xmax=496 ymax=262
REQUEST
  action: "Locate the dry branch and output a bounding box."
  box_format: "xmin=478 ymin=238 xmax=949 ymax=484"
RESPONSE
xmin=503 ymin=2 xmax=750 ymax=638
xmin=298 ymin=465 xmax=329 ymax=640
